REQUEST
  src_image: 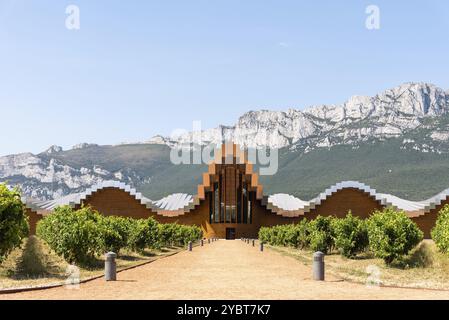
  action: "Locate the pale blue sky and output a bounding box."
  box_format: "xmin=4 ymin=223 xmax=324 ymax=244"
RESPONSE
xmin=0 ymin=0 xmax=448 ymax=156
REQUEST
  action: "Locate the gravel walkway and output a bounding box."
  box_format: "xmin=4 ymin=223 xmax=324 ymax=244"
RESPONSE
xmin=1 ymin=240 xmax=448 ymax=300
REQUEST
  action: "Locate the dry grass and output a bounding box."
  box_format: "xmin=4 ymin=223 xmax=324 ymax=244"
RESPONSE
xmin=268 ymin=240 xmax=449 ymax=290
xmin=0 ymin=237 xmax=183 ymax=290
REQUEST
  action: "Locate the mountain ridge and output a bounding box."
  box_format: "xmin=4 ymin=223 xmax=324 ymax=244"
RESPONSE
xmin=149 ymin=82 xmax=449 ymax=152
xmin=2 ymin=82 xmax=449 ymax=201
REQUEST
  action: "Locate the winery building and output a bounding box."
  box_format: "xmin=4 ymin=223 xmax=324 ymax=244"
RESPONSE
xmin=23 ymin=144 xmax=448 ymax=239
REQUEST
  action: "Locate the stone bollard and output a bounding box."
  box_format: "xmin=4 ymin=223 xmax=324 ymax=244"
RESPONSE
xmin=208 ymin=238 xmax=211 ymax=244
xmin=313 ymin=251 xmax=325 ymax=281
xmin=105 ymin=252 xmax=117 ymax=281
xmin=252 ymin=239 xmax=255 ymax=247
xmin=188 ymin=241 xmax=193 ymax=251
xmin=201 ymin=239 xmax=204 ymax=247
xmin=260 ymin=242 xmax=264 ymax=252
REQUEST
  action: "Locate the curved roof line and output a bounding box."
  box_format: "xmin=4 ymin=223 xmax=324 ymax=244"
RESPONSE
xmin=195 ymin=143 xmax=264 ymax=202
xmin=264 ymin=181 xmax=449 ymax=218
xmin=22 ymin=179 xmax=449 ymax=218
xmin=22 ymin=180 xmax=196 ymax=217
xmin=22 ymin=144 xmax=263 ymax=218
xmin=19 ymin=144 xmax=449 ymax=219
xmin=263 ymin=181 xmax=387 ymax=217
xmin=311 ymin=180 xmax=387 ymax=207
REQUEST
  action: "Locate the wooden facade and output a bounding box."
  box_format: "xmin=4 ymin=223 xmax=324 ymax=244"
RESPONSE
xmin=23 ymin=144 xmax=443 ymax=239
xmin=410 ymin=197 xmax=449 ymax=238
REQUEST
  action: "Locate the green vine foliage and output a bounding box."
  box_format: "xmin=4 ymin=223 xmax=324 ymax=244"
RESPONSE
xmin=367 ymin=208 xmax=423 ymax=264
xmin=37 ymin=205 xmax=203 ymax=264
xmin=332 ymin=212 xmax=369 ymax=258
xmin=37 ymin=206 xmax=104 ymax=264
xmin=0 ymin=184 xmax=29 ymax=262
xmin=307 ymin=215 xmax=335 ymax=254
xmin=431 ymin=204 xmax=449 ymax=254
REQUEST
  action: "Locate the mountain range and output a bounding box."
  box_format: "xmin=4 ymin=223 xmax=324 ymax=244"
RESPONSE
xmin=2 ymin=82 xmax=449 ymax=201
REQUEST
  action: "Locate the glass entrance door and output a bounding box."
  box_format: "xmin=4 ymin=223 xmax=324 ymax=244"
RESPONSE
xmin=209 ymin=165 xmax=253 ymax=225
xmin=226 ymin=228 xmax=236 ymax=240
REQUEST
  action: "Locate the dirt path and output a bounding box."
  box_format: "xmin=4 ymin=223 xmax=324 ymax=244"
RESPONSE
xmin=1 ymin=240 xmax=448 ymax=300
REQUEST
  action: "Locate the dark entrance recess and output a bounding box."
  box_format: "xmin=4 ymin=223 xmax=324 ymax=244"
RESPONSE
xmin=208 ymin=164 xmax=253 ymax=225
xmin=226 ymin=228 xmax=236 ymax=240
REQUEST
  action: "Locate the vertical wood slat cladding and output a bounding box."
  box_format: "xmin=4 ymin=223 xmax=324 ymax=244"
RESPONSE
xmin=21 ymin=144 xmax=439 ymax=239
xmin=53 ymin=186 xmax=435 ymax=239
xmin=75 ymin=188 xmax=153 ymax=219
xmin=72 ymin=187 xmax=298 ymax=239
xmin=411 ymin=197 xmax=449 ymax=238
xmin=25 ymin=187 xmax=438 ymax=239
xmin=25 ymin=208 xmax=43 ymax=235
xmin=307 ymin=188 xmax=384 ymax=219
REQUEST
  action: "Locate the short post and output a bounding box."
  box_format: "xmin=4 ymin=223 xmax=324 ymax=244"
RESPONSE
xmin=188 ymin=241 xmax=193 ymax=251
xmin=252 ymin=239 xmax=255 ymax=247
xmin=313 ymin=251 xmax=325 ymax=281
xmin=260 ymin=242 xmax=264 ymax=252
xmin=208 ymin=238 xmax=211 ymax=244
xmin=201 ymin=239 xmax=204 ymax=247
xmin=105 ymin=252 xmax=117 ymax=281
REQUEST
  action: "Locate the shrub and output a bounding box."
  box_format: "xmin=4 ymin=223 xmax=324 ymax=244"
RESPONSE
xmin=0 ymin=184 xmax=29 ymax=262
xmin=158 ymin=223 xmax=177 ymax=247
xmin=296 ymin=219 xmax=310 ymax=249
xmin=258 ymin=226 xmax=271 ymax=244
xmin=173 ymin=224 xmax=202 ymax=246
xmin=308 ymin=215 xmax=335 ymax=254
xmin=332 ymin=212 xmax=369 ymax=258
xmin=431 ymin=204 xmax=449 ymax=254
xmin=258 ymin=220 xmax=309 ymax=249
xmin=258 ymin=225 xmax=282 ymax=246
xmin=37 ymin=206 xmax=104 ymax=264
xmin=126 ymin=217 xmax=160 ymax=252
xmin=367 ymin=208 xmax=423 ymax=265
xmin=279 ymin=224 xmax=300 ymax=247
xmin=99 ymin=216 xmax=130 ymax=255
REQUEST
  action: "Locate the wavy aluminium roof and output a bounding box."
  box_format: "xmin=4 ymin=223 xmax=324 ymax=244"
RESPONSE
xmin=22 ymin=181 xmax=195 ymax=217
xmin=264 ymin=181 xmax=449 ymax=218
xmin=22 ymin=180 xmax=449 ymax=219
